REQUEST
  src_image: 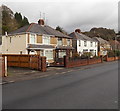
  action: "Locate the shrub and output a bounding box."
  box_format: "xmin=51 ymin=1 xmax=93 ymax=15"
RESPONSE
xmin=73 ymin=52 xmax=80 ymax=58
xmin=81 ymin=52 xmax=93 ymax=59
xmin=107 ymin=50 xmax=115 ymax=57
xmin=114 ymin=50 xmax=120 ymax=56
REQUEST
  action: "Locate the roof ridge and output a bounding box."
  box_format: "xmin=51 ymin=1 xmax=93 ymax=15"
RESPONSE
xmin=26 ymin=23 xmax=35 ymax=32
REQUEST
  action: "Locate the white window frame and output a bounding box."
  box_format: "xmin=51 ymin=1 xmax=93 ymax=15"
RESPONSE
xmin=44 ymin=49 xmax=53 ymax=60
xmin=57 ymin=38 xmax=62 ymax=45
xmin=30 ymin=34 xmax=36 ymax=44
xmin=90 ymin=41 xmax=93 ymax=47
xmin=84 ymin=41 xmax=87 ymax=47
xmin=79 ymin=40 xmax=81 ymax=46
xmin=67 ymin=39 xmax=71 ymax=46
xmin=43 ymin=35 xmax=50 ymax=45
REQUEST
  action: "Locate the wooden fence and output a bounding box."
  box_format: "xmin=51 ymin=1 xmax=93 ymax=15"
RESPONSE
xmin=1 ymin=54 xmax=46 ymax=72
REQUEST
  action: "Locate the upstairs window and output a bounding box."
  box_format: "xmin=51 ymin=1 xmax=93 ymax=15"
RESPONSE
xmin=95 ymin=42 xmax=97 ymax=47
xmin=10 ymin=37 xmax=12 ymax=43
xmin=90 ymin=42 xmax=93 ymax=47
xmin=43 ymin=36 xmax=50 ymax=44
xmin=30 ymin=34 xmax=36 ymax=44
xmin=58 ymin=38 xmax=62 ymax=45
xmin=67 ymin=39 xmax=71 ymax=46
xmin=79 ymin=40 xmax=81 ymax=46
xmin=84 ymin=41 xmax=87 ymax=47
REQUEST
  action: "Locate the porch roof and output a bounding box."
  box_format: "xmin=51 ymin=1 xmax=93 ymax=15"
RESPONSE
xmin=56 ymin=45 xmax=74 ymax=50
xmin=27 ymin=44 xmax=55 ymax=50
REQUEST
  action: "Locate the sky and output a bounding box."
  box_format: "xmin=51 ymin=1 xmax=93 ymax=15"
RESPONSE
xmin=1 ymin=0 xmax=119 ymax=33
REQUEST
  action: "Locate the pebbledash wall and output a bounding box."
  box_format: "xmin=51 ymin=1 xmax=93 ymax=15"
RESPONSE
xmin=2 ymin=34 xmax=27 ymax=54
xmin=76 ymin=40 xmax=98 ymax=56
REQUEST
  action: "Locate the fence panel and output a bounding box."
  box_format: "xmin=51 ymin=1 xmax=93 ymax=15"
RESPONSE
xmin=2 ymin=54 xmax=46 ymax=71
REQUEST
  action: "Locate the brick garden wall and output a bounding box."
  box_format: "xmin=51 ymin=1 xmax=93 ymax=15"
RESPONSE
xmin=64 ymin=56 xmax=102 ymax=68
xmin=105 ymin=56 xmax=120 ymax=62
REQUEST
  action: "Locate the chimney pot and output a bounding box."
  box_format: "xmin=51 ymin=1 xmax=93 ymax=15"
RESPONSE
xmin=75 ymin=29 xmax=81 ymax=33
xmin=38 ymin=19 xmax=45 ymax=26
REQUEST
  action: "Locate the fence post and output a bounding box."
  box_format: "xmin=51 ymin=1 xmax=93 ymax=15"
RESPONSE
xmin=100 ymin=55 xmax=103 ymax=63
xmin=64 ymin=56 xmax=69 ymax=68
xmin=41 ymin=56 xmax=46 ymax=72
xmin=87 ymin=56 xmax=90 ymax=65
xmin=114 ymin=56 xmax=116 ymax=61
xmin=105 ymin=55 xmax=108 ymax=61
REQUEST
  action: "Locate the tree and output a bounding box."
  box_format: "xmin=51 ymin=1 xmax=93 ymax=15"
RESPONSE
xmin=2 ymin=5 xmax=18 ymax=35
xmin=15 ymin=12 xmax=22 ymax=27
xmin=56 ymin=26 xmax=67 ymax=35
xmin=1 ymin=5 xmax=29 ymax=35
xmin=21 ymin=16 xmax=29 ymax=27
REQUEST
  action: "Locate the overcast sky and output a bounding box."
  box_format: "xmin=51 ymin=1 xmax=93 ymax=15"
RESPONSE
xmin=1 ymin=0 xmax=119 ymax=33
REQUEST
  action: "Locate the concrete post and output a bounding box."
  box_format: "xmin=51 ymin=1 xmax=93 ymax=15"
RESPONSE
xmin=4 ymin=56 xmax=7 ymax=77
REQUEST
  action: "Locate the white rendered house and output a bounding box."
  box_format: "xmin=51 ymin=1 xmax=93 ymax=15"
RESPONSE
xmin=69 ymin=29 xmax=98 ymax=56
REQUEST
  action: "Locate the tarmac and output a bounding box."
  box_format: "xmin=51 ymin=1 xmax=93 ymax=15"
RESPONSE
xmin=1 ymin=61 xmax=112 ymax=84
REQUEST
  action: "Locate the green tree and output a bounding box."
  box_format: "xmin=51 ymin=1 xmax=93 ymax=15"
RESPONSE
xmin=21 ymin=16 xmax=29 ymax=27
xmin=15 ymin=12 xmax=22 ymax=27
xmin=2 ymin=5 xmax=18 ymax=35
xmin=56 ymin=26 xmax=67 ymax=35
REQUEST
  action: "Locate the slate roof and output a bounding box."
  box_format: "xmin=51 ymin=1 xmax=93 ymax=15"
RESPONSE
xmin=93 ymin=37 xmax=110 ymax=44
xmin=69 ymin=32 xmax=97 ymax=42
xmin=9 ymin=23 xmax=71 ymax=38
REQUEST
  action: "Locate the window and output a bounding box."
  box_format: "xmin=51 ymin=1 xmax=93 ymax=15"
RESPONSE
xmin=45 ymin=50 xmax=53 ymax=60
xmin=83 ymin=49 xmax=88 ymax=52
xmin=67 ymin=39 xmax=71 ymax=46
xmin=90 ymin=42 xmax=93 ymax=47
xmin=58 ymin=38 xmax=62 ymax=45
xmin=84 ymin=41 xmax=87 ymax=47
xmin=30 ymin=34 xmax=36 ymax=44
xmin=10 ymin=37 xmax=12 ymax=43
xmin=43 ymin=36 xmax=50 ymax=44
xmin=95 ymin=42 xmax=97 ymax=47
xmin=59 ymin=51 xmax=66 ymax=58
xmin=40 ymin=50 xmax=44 ymax=56
xmin=79 ymin=40 xmax=81 ymax=46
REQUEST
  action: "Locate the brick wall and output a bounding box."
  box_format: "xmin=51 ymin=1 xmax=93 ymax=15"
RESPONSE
xmin=105 ymin=55 xmax=120 ymax=62
xmin=64 ymin=56 xmax=102 ymax=68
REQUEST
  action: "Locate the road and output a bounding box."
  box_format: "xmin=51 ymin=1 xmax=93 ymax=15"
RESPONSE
xmin=2 ymin=61 xmax=118 ymax=109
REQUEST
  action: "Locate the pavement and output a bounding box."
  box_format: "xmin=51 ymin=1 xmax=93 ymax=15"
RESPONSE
xmin=1 ymin=61 xmax=118 ymax=84
xmin=2 ymin=61 xmax=118 ymax=109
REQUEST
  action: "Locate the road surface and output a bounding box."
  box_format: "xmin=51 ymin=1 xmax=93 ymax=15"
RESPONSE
xmin=2 ymin=61 xmax=118 ymax=109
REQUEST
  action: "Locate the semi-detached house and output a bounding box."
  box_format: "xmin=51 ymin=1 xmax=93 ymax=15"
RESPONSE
xmin=2 ymin=19 xmax=73 ymax=64
xmin=69 ymin=29 xmax=98 ymax=56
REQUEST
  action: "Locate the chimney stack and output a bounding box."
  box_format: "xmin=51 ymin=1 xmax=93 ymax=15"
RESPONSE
xmin=38 ymin=19 xmax=45 ymax=26
xmin=75 ymin=29 xmax=81 ymax=33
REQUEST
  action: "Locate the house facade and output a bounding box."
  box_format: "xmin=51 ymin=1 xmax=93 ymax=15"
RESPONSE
xmin=2 ymin=19 xmax=73 ymax=64
xmin=109 ymin=40 xmax=120 ymax=50
xmin=69 ymin=29 xmax=98 ymax=57
xmin=93 ymin=37 xmax=111 ymax=56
